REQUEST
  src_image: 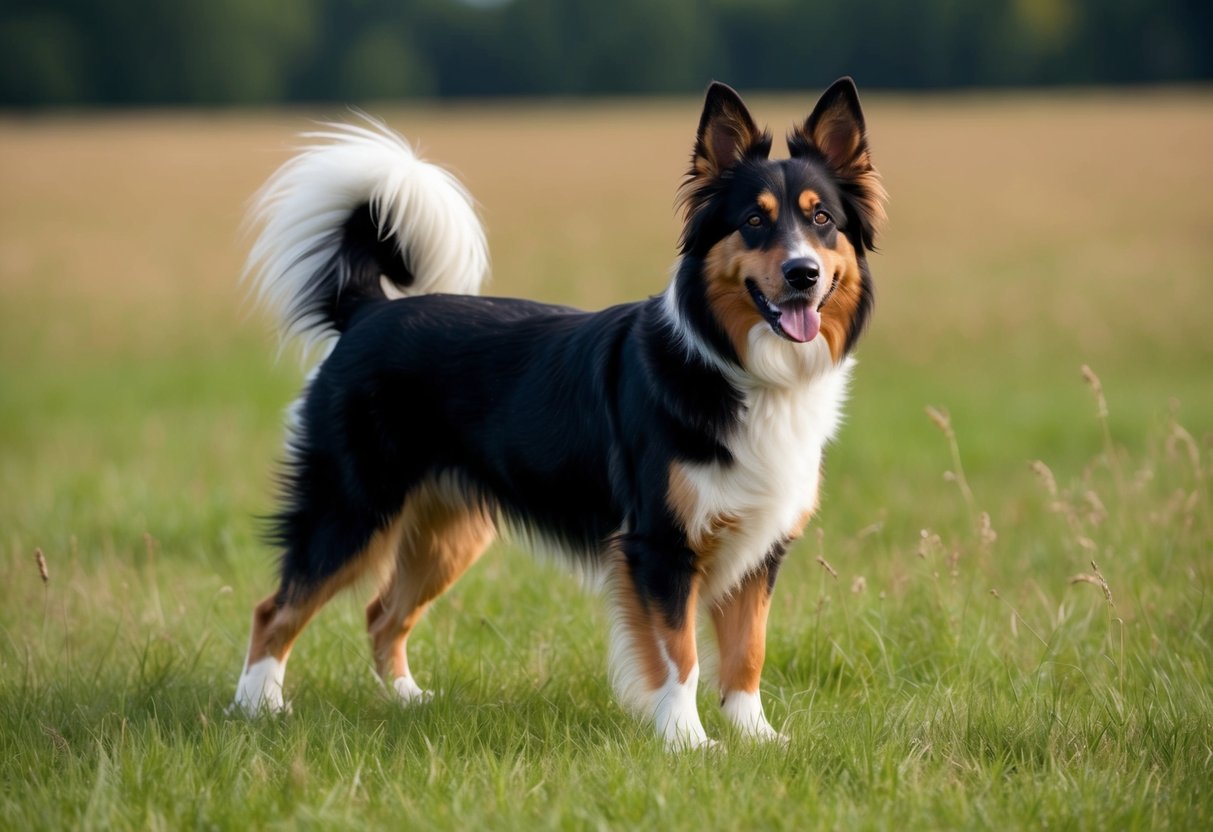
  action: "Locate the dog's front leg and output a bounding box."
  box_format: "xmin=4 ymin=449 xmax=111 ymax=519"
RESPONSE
xmin=710 ymin=556 xmax=787 ymax=742
xmin=608 ymin=540 xmax=711 ymax=750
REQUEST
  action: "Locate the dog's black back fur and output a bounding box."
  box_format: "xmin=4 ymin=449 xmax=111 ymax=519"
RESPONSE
xmin=271 ymin=292 xmax=744 ymax=598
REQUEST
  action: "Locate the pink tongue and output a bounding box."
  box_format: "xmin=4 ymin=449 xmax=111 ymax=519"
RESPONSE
xmin=778 ymin=303 xmax=821 ymax=343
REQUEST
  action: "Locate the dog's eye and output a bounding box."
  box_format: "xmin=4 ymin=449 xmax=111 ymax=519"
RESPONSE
xmin=812 ymin=210 xmax=832 ymax=227
xmin=745 ymin=214 xmax=763 ymax=228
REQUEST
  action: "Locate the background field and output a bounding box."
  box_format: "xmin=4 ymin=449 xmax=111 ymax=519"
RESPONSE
xmin=2 ymin=90 xmax=1212 ymax=829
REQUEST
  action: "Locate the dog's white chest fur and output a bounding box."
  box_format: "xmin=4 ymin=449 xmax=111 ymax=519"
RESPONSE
xmin=680 ymin=335 xmax=853 ymax=601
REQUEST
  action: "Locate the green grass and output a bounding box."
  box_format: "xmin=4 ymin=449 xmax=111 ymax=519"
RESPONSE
xmin=2 ymin=90 xmax=1212 ymax=829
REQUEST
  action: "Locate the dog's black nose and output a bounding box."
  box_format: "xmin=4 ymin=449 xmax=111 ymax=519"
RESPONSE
xmin=782 ymin=258 xmax=820 ymax=291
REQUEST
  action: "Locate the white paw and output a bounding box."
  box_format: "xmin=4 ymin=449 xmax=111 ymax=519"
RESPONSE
xmin=391 ymin=674 xmax=434 ymax=706
xmin=231 ymin=656 xmax=289 ymax=716
xmin=653 ymin=663 xmax=713 ymax=751
xmin=721 ymin=690 xmax=786 ymax=743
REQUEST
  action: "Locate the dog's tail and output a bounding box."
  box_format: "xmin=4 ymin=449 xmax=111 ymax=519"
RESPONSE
xmin=245 ymin=116 xmax=488 ymax=352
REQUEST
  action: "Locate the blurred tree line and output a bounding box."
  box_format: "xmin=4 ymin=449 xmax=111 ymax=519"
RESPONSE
xmin=1 ymin=0 xmax=1209 ymax=106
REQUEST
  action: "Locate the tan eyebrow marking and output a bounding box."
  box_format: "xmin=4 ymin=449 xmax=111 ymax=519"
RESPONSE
xmin=756 ymin=191 xmax=778 ymax=221
xmin=799 ymin=189 xmax=820 ymax=216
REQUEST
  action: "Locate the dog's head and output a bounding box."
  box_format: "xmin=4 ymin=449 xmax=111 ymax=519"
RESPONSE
xmin=676 ymin=79 xmax=887 ymax=368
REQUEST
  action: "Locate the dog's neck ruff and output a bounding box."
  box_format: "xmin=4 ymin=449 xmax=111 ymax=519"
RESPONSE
xmin=741 ymin=321 xmax=839 ymax=389
xmin=661 ymin=266 xmax=732 ymax=376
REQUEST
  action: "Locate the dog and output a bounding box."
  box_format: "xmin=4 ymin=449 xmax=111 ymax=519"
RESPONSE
xmin=232 ymin=78 xmax=886 ymax=749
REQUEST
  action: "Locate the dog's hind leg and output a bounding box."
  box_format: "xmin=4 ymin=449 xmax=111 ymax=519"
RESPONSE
xmin=232 ymin=591 xmax=312 ymax=715
xmin=233 ymin=516 xmax=406 ymax=715
xmin=366 ymin=479 xmax=495 ymax=704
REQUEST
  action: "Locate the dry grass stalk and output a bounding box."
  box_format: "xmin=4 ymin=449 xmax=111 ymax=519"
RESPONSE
xmin=1089 ymin=559 xmax=1115 ymax=607
xmin=813 ymin=527 xmax=837 ymax=578
xmin=918 ymin=529 xmax=942 ymax=559
xmin=1032 ymin=460 xmax=1111 ymax=552
xmin=1081 ymin=364 xmax=1125 ymax=495
xmin=925 ymin=405 xmax=954 ymax=439
xmin=816 ymin=556 xmax=838 ymax=579
xmin=1081 ymin=364 xmax=1108 ymax=419
xmin=1156 ymin=488 xmax=1201 ymax=532
xmin=925 ymin=405 xmax=975 ymax=512
xmin=856 ymin=520 xmax=884 ymax=539
xmin=1030 ymin=460 xmax=1081 ymax=523
xmin=1071 ymin=562 xmax=1115 ymax=608
xmin=34 ymin=548 xmax=49 ymax=584
xmin=978 ymin=512 xmax=998 ymax=550
xmin=40 ymin=723 xmax=69 ymax=753
xmin=989 ymin=589 xmax=1047 ymax=646
xmin=1166 ymin=419 xmax=1202 ymax=478
xmin=1029 ymin=460 xmax=1058 ymax=498
xmin=1084 ymin=491 xmax=1108 ymax=526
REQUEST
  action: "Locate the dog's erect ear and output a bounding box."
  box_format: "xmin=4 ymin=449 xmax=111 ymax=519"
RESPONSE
xmin=691 ymin=82 xmax=770 ymax=180
xmin=789 ymin=77 xmax=887 ymax=249
xmin=792 ymin=77 xmax=867 ymax=170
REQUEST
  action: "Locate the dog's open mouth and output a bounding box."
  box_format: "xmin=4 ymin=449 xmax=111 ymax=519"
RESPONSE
xmin=745 ymin=277 xmax=837 ymax=343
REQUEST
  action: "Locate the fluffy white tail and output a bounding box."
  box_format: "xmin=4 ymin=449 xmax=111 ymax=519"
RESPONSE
xmin=244 ymin=116 xmax=489 ymax=352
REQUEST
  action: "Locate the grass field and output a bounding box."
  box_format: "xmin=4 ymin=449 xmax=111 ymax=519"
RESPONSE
xmin=2 ymin=89 xmax=1212 ymax=829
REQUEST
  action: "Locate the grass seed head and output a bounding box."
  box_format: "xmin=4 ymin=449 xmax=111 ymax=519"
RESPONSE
xmin=816 ymin=555 xmax=838 ymax=579
xmin=1081 ymin=364 xmax=1109 ymax=419
xmin=856 ymin=518 xmax=884 ymax=538
xmin=918 ymin=528 xmax=942 ymax=559
xmin=978 ymin=511 xmax=998 ymax=549
xmin=1084 ymin=491 xmax=1108 ymax=525
xmin=1090 ymin=559 xmax=1115 ymax=606
xmin=34 ymin=548 xmax=48 ymax=584
xmin=40 ymin=723 xmax=68 ymax=753
xmin=1166 ymin=420 xmax=1202 ymax=477
xmin=1073 ymin=561 xmax=1116 ymax=608
xmin=1030 ymin=460 xmax=1058 ymax=497
xmin=925 ymin=405 xmax=954 ymax=439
